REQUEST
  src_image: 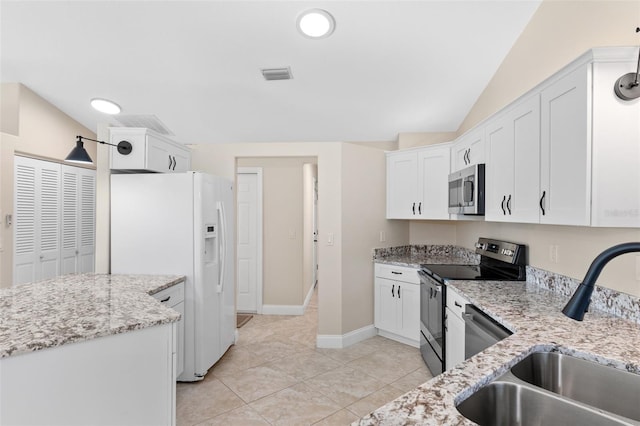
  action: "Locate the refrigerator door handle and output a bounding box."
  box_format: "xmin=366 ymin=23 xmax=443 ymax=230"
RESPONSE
xmin=216 ymin=201 xmax=226 ymax=294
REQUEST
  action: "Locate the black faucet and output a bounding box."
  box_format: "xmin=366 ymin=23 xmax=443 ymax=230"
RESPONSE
xmin=562 ymin=242 xmax=640 ymax=321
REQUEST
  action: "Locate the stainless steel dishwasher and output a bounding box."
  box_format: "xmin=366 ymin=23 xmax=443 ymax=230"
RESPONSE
xmin=464 ymin=305 xmax=512 ymax=359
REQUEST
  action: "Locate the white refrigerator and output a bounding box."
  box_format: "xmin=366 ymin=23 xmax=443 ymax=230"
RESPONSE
xmin=111 ymin=171 xmax=235 ymax=382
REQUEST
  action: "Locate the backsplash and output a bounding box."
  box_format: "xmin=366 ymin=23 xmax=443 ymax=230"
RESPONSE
xmin=373 ymin=244 xmax=479 ymax=263
xmin=527 ymin=266 xmax=640 ymax=325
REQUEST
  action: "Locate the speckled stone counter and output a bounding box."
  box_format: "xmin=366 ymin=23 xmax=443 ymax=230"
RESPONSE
xmin=373 ymin=245 xmax=479 ymax=268
xmin=359 ymin=267 xmax=640 ymax=424
xmin=0 ymin=273 xmax=185 ymax=358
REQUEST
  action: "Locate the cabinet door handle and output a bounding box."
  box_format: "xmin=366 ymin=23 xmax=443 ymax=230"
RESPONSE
xmin=391 ymin=271 xmax=402 ymax=275
xmin=507 ymin=194 xmax=512 ymax=215
xmin=169 ymin=155 xmax=173 ymax=169
xmin=418 ymin=202 xmax=422 ymax=215
xmin=539 ymin=191 xmax=546 ymax=216
xmin=397 ymin=286 xmax=401 ymax=298
xmin=172 ymin=156 xmax=177 ymax=170
xmin=412 ymin=202 xmax=416 ymax=215
xmin=429 ymin=287 xmax=433 ymax=298
xmin=160 ymin=296 xmax=171 ymax=303
xmin=391 ymin=284 xmax=395 ymax=297
xmin=501 ymin=195 xmax=506 ymax=215
xmin=454 ymin=301 xmax=462 ymax=308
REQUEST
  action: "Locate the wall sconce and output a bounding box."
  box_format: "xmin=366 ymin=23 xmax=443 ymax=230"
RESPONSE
xmin=614 ymin=27 xmax=640 ymax=101
xmin=65 ymin=135 xmax=132 ymax=164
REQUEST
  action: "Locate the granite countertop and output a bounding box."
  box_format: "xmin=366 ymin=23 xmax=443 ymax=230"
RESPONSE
xmin=0 ymin=273 xmax=185 ymax=359
xmin=373 ymin=245 xmax=479 ymax=268
xmin=364 ymin=257 xmax=640 ymax=425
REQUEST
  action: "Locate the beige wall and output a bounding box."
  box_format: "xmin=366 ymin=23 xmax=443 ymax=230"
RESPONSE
xmin=458 ymin=0 xmax=640 ymax=135
xmin=189 ymin=142 xmax=344 ymax=335
xmin=237 ymin=157 xmax=316 ymax=306
xmin=410 ymin=0 xmax=640 ymax=297
xmin=188 ymin=141 xmax=406 ymax=336
xmin=398 ymin=132 xmax=457 ymax=150
xmin=0 ymin=83 xmax=96 ymax=288
xmin=342 ymin=142 xmax=409 ymax=332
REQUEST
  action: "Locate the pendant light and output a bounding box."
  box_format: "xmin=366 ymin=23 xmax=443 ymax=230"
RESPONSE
xmin=65 ymin=135 xmax=133 ymax=164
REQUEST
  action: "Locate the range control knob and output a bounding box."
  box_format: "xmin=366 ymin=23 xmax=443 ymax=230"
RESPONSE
xmin=476 ymin=242 xmax=487 ymax=250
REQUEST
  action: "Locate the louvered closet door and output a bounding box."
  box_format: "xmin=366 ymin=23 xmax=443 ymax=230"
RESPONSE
xmin=61 ymin=167 xmax=79 ymax=274
xmin=78 ymin=168 xmax=96 ymax=273
xmin=14 ymin=158 xmax=38 ymax=284
xmin=60 ymin=166 xmax=96 ymax=274
xmin=14 ymin=156 xmax=61 ymax=284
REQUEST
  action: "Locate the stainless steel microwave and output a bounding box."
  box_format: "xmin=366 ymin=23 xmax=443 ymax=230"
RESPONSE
xmin=448 ymin=163 xmax=485 ymax=215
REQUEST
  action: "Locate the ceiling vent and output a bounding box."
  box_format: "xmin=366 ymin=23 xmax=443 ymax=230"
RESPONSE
xmin=261 ymin=67 xmax=293 ymax=81
xmin=110 ymin=114 xmax=174 ymax=136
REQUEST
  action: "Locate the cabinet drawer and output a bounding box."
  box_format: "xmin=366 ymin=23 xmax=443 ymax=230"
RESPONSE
xmin=446 ymin=287 xmax=468 ymax=319
xmin=374 ymin=264 xmax=419 ymax=284
xmin=152 ymin=281 xmax=185 ymax=308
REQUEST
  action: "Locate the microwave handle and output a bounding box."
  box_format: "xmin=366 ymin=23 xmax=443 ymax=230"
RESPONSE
xmin=463 ymin=180 xmax=474 ymax=203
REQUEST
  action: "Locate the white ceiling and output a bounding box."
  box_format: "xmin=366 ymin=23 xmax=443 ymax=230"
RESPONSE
xmin=1 ymin=1 xmax=541 ymax=144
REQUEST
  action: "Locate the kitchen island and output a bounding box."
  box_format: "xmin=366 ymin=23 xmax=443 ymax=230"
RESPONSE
xmin=363 ymin=248 xmax=640 ymax=425
xmin=0 ymin=273 xmax=185 ymax=426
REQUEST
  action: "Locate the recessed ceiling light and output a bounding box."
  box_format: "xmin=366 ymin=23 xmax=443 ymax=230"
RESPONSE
xmin=297 ymin=9 xmax=335 ymax=39
xmin=90 ymin=98 xmax=121 ymax=114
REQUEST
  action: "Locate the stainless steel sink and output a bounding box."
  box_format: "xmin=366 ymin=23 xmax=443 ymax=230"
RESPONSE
xmin=457 ymin=381 xmax=633 ymax=426
xmin=456 ymin=351 xmax=640 ymax=426
xmin=511 ymin=352 xmax=640 ymax=421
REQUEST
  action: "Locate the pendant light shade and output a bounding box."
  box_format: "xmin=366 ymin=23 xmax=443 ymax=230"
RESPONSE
xmin=64 ymin=135 xmax=133 ymax=165
xmin=65 ymin=139 xmax=94 ymax=164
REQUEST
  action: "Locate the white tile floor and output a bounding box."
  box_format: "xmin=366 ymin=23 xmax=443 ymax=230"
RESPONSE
xmin=176 ymin=290 xmax=432 ymax=425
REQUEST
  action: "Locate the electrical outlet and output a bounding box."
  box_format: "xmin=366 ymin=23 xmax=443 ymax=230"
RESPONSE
xmin=380 ymin=231 xmax=386 ymax=242
xmin=636 ymin=255 xmax=640 ymax=281
xmin=549 ymin=245 xmax=559 ymax=263
xmin=555 ymin=245 xmax=560 ymax=263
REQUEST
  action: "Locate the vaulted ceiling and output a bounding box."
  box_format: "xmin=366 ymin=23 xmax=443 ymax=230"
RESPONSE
xmin=1 ymin=1 xmax=541 ymax=144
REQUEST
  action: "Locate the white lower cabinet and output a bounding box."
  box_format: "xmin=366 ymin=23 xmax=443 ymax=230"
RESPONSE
xmin=374 ymin=264 xmax=420 ymax=347
xmin=153 ymin=281 xmax=185 ymax=379
xmin=0 ymin=324 xmax=177 ymax=426
xmin=445 ymin=288 xmax=468 ymax=370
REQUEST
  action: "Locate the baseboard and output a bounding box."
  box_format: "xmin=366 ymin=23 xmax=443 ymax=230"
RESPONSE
xmin=377 ymin=329 xmax=420 ymax=348
xmin=316 ymin=324 xmax=377 ymax=349
xmin=261 ymin=304 xmax=304 ymax=315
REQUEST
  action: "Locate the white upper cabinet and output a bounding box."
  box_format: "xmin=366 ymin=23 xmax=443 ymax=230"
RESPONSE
xmin=385 ymin=47 xmax=639 ymax=228
xmin=485 ymin=94 xmax=541 ymax=223
xmin=590 ymin=58 xmax=640 ymax=227
xmin=540 ymin=64 xmax=591 ymax=226
xmin=451 ymin=128 xmax=485 ymax=172
xmin=110 ymin=127 xmax=191 ymax=173
xmin=386 ymin=143 xmax=451 ymax=220
xmin=386 ymin=151 xmax=419 ymax=219
xmin=417 ymin=145 xmax=451 ymax=220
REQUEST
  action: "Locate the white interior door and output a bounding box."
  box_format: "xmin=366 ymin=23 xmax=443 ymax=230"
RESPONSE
xmin=236 ymin=169 xmax=262 ymax=313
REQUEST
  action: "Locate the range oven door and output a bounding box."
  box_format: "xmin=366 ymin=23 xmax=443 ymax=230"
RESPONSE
xmin=418 ymin=270 xmax=444 ymax=375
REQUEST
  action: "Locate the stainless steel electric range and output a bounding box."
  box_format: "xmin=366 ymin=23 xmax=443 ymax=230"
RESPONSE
xmin=418 ymin=238 xmax=527 ymax=376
